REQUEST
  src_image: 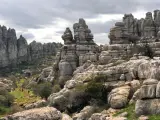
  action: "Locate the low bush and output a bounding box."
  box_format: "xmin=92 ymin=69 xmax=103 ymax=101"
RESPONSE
xmin=32 ymin=82 xmax=52 ymax=99
xmin=0 ymin=89 xmax=14 ymax=107
xmin=52 ymin=84 xmax=61 ymax=93
xmin=75 ymin=74 xmax=108 ymax=103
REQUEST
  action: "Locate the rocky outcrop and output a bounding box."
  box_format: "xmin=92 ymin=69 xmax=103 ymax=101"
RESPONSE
xmin=102 ymin=10 xmax=160 ymax=64
xmin=0 ymin=25 xmax=61 ymax=69
xmin=17 ymin=35 xmax=28 ymax=63
xmin=109 ymin=10 xmax=160 ymax=45
xmin=49 ymin=58 xmax=159 ymax=111
xmin=54 ymin=18 xmax=99 ymax=86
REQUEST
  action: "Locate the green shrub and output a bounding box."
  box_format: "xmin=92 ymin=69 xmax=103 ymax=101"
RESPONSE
xmin=0 ymin=89 xmax=14 ymax=107
xmin=75 ymin=75 xmax=108 ymax=102
xmin=0 ymin=105 xmax=10 ymax=115
xmin=33 ymin=82 xmax=52 ymax=99
xmin=113 ymin=104 xmax=137 ymax=120
xmin=52 ymin=84 xmax=61 ymax=93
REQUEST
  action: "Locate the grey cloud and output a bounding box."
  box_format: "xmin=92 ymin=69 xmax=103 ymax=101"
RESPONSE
xmin=0 ymin=0 xmax=144 ymax=30
xmin=88 ymin=20 xmax=119 ymax=34
xmin=17 ymin=32 xmax=35 ymax=39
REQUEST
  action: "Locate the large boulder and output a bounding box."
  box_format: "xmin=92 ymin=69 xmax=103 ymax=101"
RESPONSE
xmin=24 ymin=100 xmax=47 ymax=110
xmin=72 ymin=106 xmax=97 ymax=120
xmin=37 ymin=67 xmax=54 ymax=83
xmin=99 ymin=51 xmax=112 ymax=65
xmin=108 ymin=85 xmax=131 ymax=109
xmin=135 ymin=99 xmax=160 ymax=116
xmin=3 ymin=107 xmax=62 ymax=120
xmin=139 ymin=79 xmax=158 ymax=99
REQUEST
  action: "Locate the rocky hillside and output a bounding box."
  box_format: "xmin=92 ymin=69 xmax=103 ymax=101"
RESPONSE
xmin=0 ymin=25 xmax=62 ymax=69
xmin=3 ymin=10 xmax=160 ymax=120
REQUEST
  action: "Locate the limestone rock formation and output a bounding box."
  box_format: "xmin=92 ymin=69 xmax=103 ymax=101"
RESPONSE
xmin=49 ymin=58 xmax=160 ymax=112
xmin=7 ymin=28 xmax=18 ymax=67
xmin=17 ymin=35 xmax=28 ymax=63
xmin=106 ymin=10 xmax=160 ymax=62
xmin=54 ymin=18 xmax=99 ymax=85
xmin=0 ymin=25 xmax=61 ymax=70
xmin=108 ymin=10 xmax=160 ymax=44
xmin=27 ymin=40 xmax=43 ymax=62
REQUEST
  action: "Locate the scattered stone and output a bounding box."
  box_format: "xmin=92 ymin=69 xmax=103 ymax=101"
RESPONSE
xmin=138 ymin=115 xmax=149 ymax=120
xmin=118 ymin=112 xmax=128 ymax=117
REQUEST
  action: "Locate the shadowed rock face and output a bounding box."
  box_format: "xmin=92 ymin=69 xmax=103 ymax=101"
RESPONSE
xmin=0 ymin=25 xmax=62 ymax=69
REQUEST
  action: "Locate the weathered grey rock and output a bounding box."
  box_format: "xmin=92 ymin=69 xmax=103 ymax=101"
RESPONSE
xmin=156 ymin=81 xmax=160 ymax=97
xmin=36 ymin=67 xmax=54 ymax=83
xmin=62 ymin=27 xmax=73 ymax=44
xmin=72 ymin=106 xmax=97 ymax=120
xmin=3 ymin=107 xmax=62 ymax=120
xmin=7 ymin=28 xmax=18 ymax=67
xmin=55 ymin=18 xmax=98 ymax=84
xmin=28 ymin=41 xmax=43 ymax=62
xmin=0 ymin=26 xmax=8 ymax=67
xmin=139 ymin=79 xmax=158 ymax=99
xmin=135 ymin=99 xmax=160 ymax=116
xmin=62 ymin=114 xmax=72 ymax=120
xmin=17 ymin=35 xmax=28 ymax=63
xmin=88 ymin=113 xmax=108 ymax=120
xmin=0 ymin=25 xmax=61 ymax=69
xmin=24 ymin=100 xmax=47 ymax=110
xmin=99 ymin=51 xmax=112 ymax=64
xmin=108 ymin=85 xmax=130 ymax=109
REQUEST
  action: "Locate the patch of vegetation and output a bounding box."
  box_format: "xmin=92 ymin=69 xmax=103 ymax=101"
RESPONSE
xmin=10 ymin=79 xmax=40 ymax=106
xmin=0 ymin=105 xmax=11 ymax=117
xmin=10 ymin=88 xmax=40 ymax=106
xmin=149 ymin=115 xmax=160 ymax=120
xmin=75 ymin=73 xmax=109 ymax=103
xmin=0 ymin=88 xmax=14 ymax=117
xmin=52 ymin=84 xmax=61 ymax=93
xmin=32 ymin=82 xmax=53 ymax=99
xmin=113 ymin=103 xmax=160 ymax=120
xmin=113 ymin=104 xmax=138 ymax=120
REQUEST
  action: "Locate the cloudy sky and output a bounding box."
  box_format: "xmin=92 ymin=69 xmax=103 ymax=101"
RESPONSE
xmin=0 ymin=0 xmax=159 ymax=45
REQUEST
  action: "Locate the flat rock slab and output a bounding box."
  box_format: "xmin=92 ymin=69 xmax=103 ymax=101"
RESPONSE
xmin=3 ymin=107 xmax=62 ymax=120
